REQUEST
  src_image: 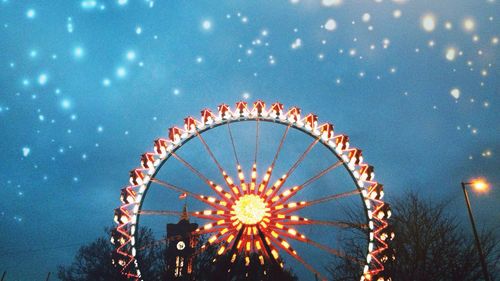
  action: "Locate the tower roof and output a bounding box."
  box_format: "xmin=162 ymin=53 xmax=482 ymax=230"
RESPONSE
xmin=180 ymin=201 xmax=189 ymax=222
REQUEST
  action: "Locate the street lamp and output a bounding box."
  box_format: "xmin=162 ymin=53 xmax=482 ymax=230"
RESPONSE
xmin=461 ymin=178 xmax=491 ymax=281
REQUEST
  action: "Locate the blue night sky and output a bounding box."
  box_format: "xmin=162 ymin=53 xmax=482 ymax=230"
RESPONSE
xmin=0 ymin=0 xmax=499 ymax=280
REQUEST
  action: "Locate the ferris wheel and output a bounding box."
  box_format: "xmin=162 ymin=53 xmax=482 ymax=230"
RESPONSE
xmin=111 ymin=101 xmax=394 ymax=281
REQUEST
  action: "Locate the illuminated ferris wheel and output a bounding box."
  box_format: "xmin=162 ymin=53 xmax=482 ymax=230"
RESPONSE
xmin=111 ymin=101 xmax=394 ymax=281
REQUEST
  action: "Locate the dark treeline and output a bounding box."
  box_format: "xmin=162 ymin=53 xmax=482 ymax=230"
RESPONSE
xmin=58 ymin=191 xmax=499 ymax=281
xmin=328 ymin=192 xmax=499 ymax=281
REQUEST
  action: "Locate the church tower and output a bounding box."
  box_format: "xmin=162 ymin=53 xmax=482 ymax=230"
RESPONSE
xmin=165 ymin=203 xmax=198 ymax=281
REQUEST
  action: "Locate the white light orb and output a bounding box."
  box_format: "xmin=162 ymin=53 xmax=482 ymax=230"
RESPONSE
xmin=202 ymin=20 xmax=212 ymax=30
xmin=26 ymin=9 xmax=36 ymax=19
xmin=322 ymin=0 xmax=343 ymax=6
xmin=421 ymin=13 xmax=436 ymax=32
xmin=325 ymin=19 xmax=337 ymax=31
xmin=462 ymin=17 xmax=476 ymax=32
xmin=450 ymin=88 xmax=460 ymax=99
xmin=38 ymin=73 xmax=48 ymax=85
xmin=362 ymin=13 xmax=371 ymax=23
xmin=445 ymin=48 xmax=457 ymax=61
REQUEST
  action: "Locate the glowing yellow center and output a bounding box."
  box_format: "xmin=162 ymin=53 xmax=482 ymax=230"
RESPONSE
xmin=233 ymin=194 xmax=267 ymax=225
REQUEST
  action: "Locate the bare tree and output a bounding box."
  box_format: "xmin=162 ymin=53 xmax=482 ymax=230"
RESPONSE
xmin=58 ymin=229 xmax=297 ymax=281
xmin=58 ymin=228 xmax=165 ymax=281
xmin=328 ymin=192 xmax=500 ymax=281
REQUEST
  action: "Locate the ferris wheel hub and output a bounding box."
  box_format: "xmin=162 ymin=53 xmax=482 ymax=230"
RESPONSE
xmin=232 ymin=194 xmax=268 ymax=225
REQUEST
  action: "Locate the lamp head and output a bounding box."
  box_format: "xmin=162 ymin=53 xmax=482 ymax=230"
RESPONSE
xmin=470 ymin=178 xmax=490 ymax=193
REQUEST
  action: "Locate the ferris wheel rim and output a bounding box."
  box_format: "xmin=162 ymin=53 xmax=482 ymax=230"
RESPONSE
xmin=112 ymin=101 xmax=392 ymax=281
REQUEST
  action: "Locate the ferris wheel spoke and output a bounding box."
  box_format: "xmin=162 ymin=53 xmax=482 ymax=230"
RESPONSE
xmin=269 ymin=226 xmax=359 ymax=263
xmin=249 ymin=119 xmax=259 ymax=195
xmin=194 ymin=131 xmax=242 ymax=199
xmin=226 ymin=227 xmax=245 ymax=264
xmin=227 ymin=122 xmax=248 ymax=195
xmin=265 ymin=138 xmax=320 ymax=201
xmin=275 ymin=214 xmax=362 ymax=229
xmin=202 ymin=228 xmax=237 ymax=253
xmin=256 ymin=226 xmax=280 ymax=267
xmin=138 ymin=210 xmax=227 ymax=221
xmin=254 ymin=118 xmax=260 ymax=164
xmin=226 ymin=123 xmax=244 ymax=196
xmin=168 ymin=152 xmax=235 ymax=204
xmin=194 ymin=222 xmax=232 ymax=236
xmin=192 ymin=230 xmax=235 ymax=261
xmin=258 ymin=124 xmax=291 ymax=196
xmin=150 ymin=178 xmax=231 ymax=210
xmin=272 ymin=189 xmax=361 ymax=214
xmin=250 ymin=162 xmax=258 ymax=194
xmin=195 ymin=131 xmax=228 ymax=176
xmin=226 ymin=122 xmax=240 ymax=165
xmin=250 ymin=120 xmax=260 ymax=195
xmin=251 ymin=237 xmax=269 ymax=267
xmin=270 ymin=160 xmax=344 ymax=206
xmin=265 ymin=229 xmax=327 ymax=280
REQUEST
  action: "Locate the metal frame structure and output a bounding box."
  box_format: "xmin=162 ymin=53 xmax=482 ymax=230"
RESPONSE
xmin=112 ymin=101 xmax=394 ymax=281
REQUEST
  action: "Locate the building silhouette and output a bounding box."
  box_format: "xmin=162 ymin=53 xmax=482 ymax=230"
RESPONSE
xmin=165 ymin=204 xmax=198 ymax=281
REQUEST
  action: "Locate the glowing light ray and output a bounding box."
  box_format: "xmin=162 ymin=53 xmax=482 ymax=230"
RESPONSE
xmin=271 ymin=160 xmax=343 ymax=206
xmin=252 ymin=235 xmax=265 ymax=257
xmin=255 ymin=226 xmax=281 ymax=267
xmin=266 ymin=230 xmax=327 ymax=280
xmin=150 ymin=178 xmax=230 ymax=210
xmin=194 ymin=222 xmax=232 ymax=235
xmin=250 ymin=231 xmax=269 ymax=265
xmin=209 ymin=228 xmax=239 ymax=257
xmin=194 ymin=228 xmax=236 ymax=258
xmin=169 ymin=152 xmax=234 ymax=204
xmin=274 ymin=189 xmax=360 ymax=214
xmin=239 ymin=233 xmax=254 ymax=268
xmin=270 ymin=226 xmax=358 ymax=262
xmin=258 ymin=125 xmax=291 ymax=196
xmin=266 ymin=138 xmax=320 ymax=201
xmin=222 ymin=170 xmax=241 ymax=198
xmin=237 ymin=164 xmax=248 ymax=194
xmin=250 ymin=163 xmax=258 ymax=194
xmin=226 ymin=227 xmax=246 ymax=264
xmin=204 ymin=228 xmax=235 ymax=250
xmin=275 ymin=214 xmax=361 ymax=229
xmin=138 ymin=210 xmax=228 ymax=221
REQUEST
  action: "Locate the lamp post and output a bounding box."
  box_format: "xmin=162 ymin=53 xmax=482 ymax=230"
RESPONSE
xmin=461 ymin=179 xmax=491 ymax=281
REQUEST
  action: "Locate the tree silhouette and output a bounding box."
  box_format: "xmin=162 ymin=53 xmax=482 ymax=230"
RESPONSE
xmin=58 ymin=192 xmax=500 ymax=281
xmin=58 ymin=228 xmax=165 ymax=281
xmin=328 ymin=192 xmax=500 ymax=281
xmin=58 ymin=228 xmax=297 ymax=281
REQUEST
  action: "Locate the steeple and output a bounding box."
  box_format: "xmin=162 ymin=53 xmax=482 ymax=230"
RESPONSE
xmin=180 ymin=201 xmax=189 ymax=222
xmin=166 ymin=201 xmax=198 ymax=280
